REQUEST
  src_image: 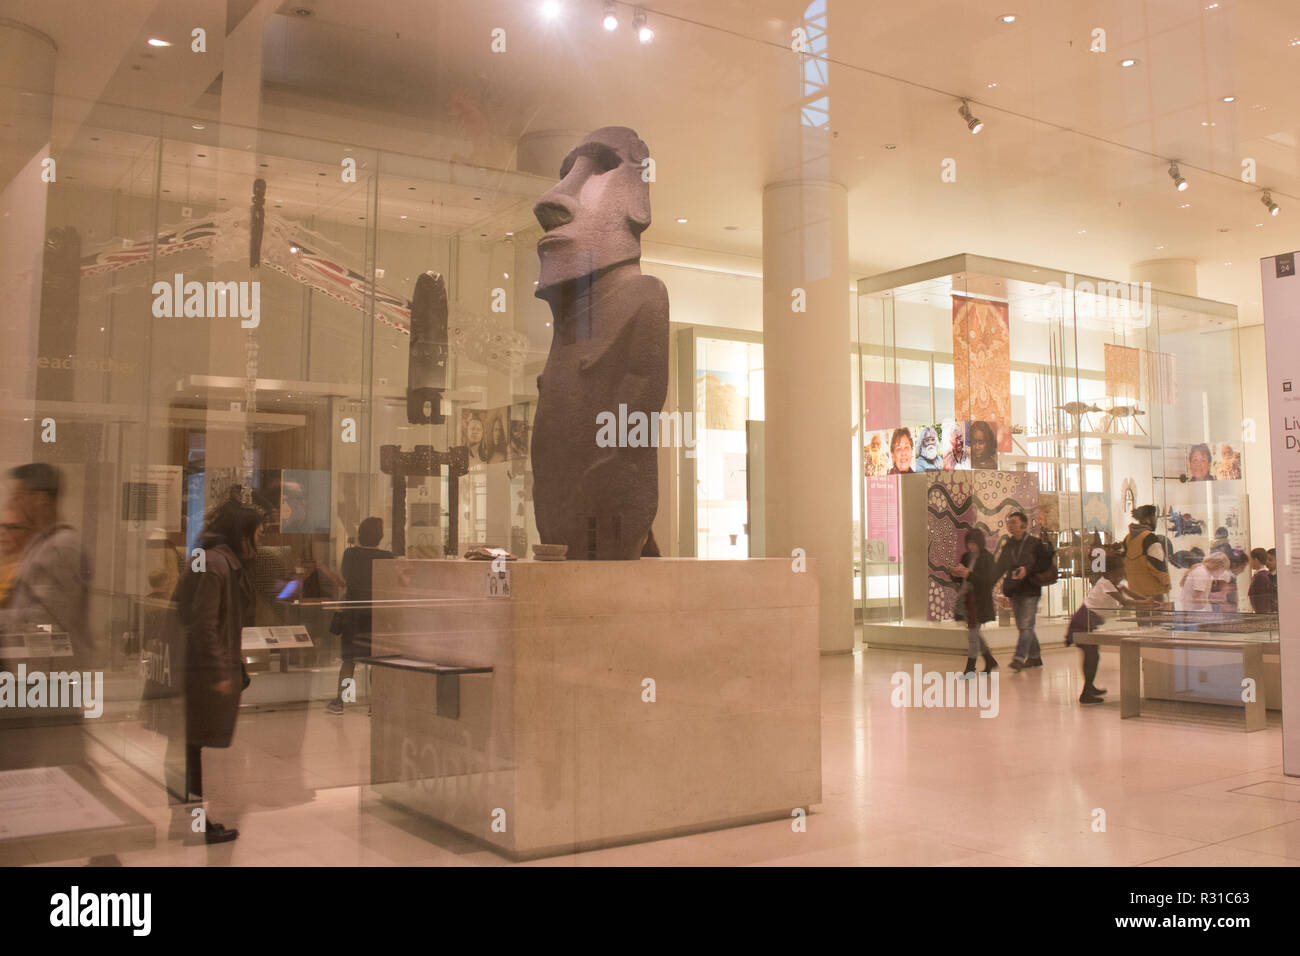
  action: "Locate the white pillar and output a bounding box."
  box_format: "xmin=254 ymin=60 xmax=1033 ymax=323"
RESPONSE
xmin=763 ymin=179 xmax=853 ymax=653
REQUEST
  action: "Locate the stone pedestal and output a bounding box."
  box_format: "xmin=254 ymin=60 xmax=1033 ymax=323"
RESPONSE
xmin=368 ymin=558 xmax=821 ymax=859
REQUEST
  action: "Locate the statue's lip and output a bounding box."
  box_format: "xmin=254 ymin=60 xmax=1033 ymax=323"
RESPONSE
xmin=537 ymin=231 xmax=571 ymax=249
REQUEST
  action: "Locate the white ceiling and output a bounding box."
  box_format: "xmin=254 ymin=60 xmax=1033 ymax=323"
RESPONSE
xmin=6 ymin=0 xmax=1299 ymax=322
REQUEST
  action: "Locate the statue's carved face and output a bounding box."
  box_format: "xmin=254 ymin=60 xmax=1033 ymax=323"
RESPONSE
xmin=533 ymin=126 xmax=651 ymax=292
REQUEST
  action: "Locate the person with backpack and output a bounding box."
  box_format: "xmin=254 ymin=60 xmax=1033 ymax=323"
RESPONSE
xmin=950 ymin=527 xmax=999 ymax=678
xmin=1122 ymin=505 xmax=1171 ymax=606
xmin=994 ymin=510 xmax=1055 ymax=671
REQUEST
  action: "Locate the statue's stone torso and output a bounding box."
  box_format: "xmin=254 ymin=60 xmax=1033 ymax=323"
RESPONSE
xmin=532 ymin=272 xmax=669 ymax=559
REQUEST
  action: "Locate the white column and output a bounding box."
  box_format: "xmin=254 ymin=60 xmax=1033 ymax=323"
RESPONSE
xmin=763 ymin=179 xmax=853 ymax=653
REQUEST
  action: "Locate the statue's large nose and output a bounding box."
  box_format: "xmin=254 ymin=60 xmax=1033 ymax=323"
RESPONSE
xmin=533 ymin=197 xmax=574 ymax=231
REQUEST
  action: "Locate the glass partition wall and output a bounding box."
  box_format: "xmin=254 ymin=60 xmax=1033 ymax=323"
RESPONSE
xmin=855 ymin=254 xmax=1247 ymax=631
xmin=20 ymin=100 xmax=552 ymax=793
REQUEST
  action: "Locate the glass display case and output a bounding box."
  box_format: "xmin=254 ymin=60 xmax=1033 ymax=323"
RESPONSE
xmin=855 ymin=254 xmax=1248 ymax=631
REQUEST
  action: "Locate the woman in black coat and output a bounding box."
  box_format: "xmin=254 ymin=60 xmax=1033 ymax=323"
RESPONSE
xmin=951 ymin=527 xmax=999 ymax=677
xmin=176 ymin=501 xmax=262 ymax=844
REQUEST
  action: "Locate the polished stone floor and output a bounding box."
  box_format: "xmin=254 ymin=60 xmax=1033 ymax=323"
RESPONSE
xmin=18 ymin=642 xmax=1300 ymax=866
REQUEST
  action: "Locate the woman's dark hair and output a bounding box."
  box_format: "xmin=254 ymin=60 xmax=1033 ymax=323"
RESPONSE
xmin=358 ymin=516 xmax=384 ymax=547
xmin=204 ymin=501 xmax=263 ymax=553
xmin=890 ymin=428 xmax=912 ymax=453
xmin=965 ymin=527 xmax=987 ymax=551
xmin=1189 ymin=443 xmax=1212 ymax=464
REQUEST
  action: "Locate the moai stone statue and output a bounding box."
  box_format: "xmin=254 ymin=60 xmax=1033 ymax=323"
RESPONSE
xmin=530 ymin=127 xmax=669 ymax=560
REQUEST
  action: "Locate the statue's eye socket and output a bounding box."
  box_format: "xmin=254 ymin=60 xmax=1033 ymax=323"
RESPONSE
xmin=560 ymin=143 xmax=622 ymax=179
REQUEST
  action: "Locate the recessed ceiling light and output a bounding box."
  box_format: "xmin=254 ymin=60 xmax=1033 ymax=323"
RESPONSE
xmin=400 ymin=215 xmax=407 ymax=220
xmin=191 ymin=123 xmax=205 ymax=130
xmin=1179 ymin=202 xmax=1191 ymax=208
xmin=676 ymin=217 xmax=688 ymax=223
xmin=1205 ymin=2 xmax=1219 ymax=9
xmin=634 ymin=8 xmax=653 ymax=43
xmin=998 ymin=14 xmax=1017 ymax=23
xmin=1290 ymin=38 xmax=1300 ymax=46
xmin=294 ymin=8 xmax=313 ymax=16
xmin=541 ymin=1 xmax=561 ymax=20
xmin=1222 ymin=95 xmax=1236 ymax=103
xmin=1076 ymin=229 xmax=1087 ymax=235
xmin=882 ymin=143 xmax=897 ymax=150
xmin=146 ymin=38 xmax=171 ymax=47
xmin=987 ymin=82 xmax=998 ymax=88
xmin=1119 ymin=58 xmax=1139 ymax=68
xmin=1200 ymin=121 xmax=1216 ymax=127
xmin=506 ymin=231 xmax=515 ymax=237
xmin=1155 ymin=245 xmax=1165 ymax=250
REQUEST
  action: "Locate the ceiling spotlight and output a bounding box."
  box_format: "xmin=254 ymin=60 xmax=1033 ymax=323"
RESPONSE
xmin=146 ymin=37 xmax=170 ymax=47
xmin=1222 ymin=95 xmax=1236 ymax=102
xmin=634 ymin=8 xmax=653 ymax=43
xmin=998 ymin=14 xmax=1017 ymax=23
xmin=675 ymin=217 xmax=688 ymax=223
xmin=1262 ymin=190 xmax=1281 ymax=216
xmin=191 ymin=123 xmax=205 ymax=130
xmin=1119 ymin=57 xmax=1138 ymax=68
xmin=603 ymin=1 xmax=618 ymax=30
xmin=1168 ymin=161 xmax=1188 ymax=192
xmin=541 ymin=0 xmax=561 ymax=20
xmin=958 ymin=100 xmax=984 ymax=134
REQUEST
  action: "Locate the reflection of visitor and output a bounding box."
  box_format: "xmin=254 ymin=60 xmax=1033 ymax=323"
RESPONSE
xmin=887 ymin=428 xmax=914 ymax=474
xmin=0 ymin=507 xmax=32 ymax=608
xmin=0 ymin=464 xmax=93 ymax=666
xmin=327 ymin=517 xmax=394 ymax=716
xmin=279 ymin=479 xmax=309 ymax=533
xmin=914 ymin=426 xmax=942 ymax=472
xmin=969 ymin=421 xmax=997 ymax=470
xmin=1188 ymin=443 xmax=1214 ymax=481
xmin=176 ymin=501 xmax=263 ymax=844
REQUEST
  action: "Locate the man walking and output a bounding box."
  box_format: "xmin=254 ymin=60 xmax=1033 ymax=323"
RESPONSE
xmin=995 ymin=510 xmax=1053 ymax=671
